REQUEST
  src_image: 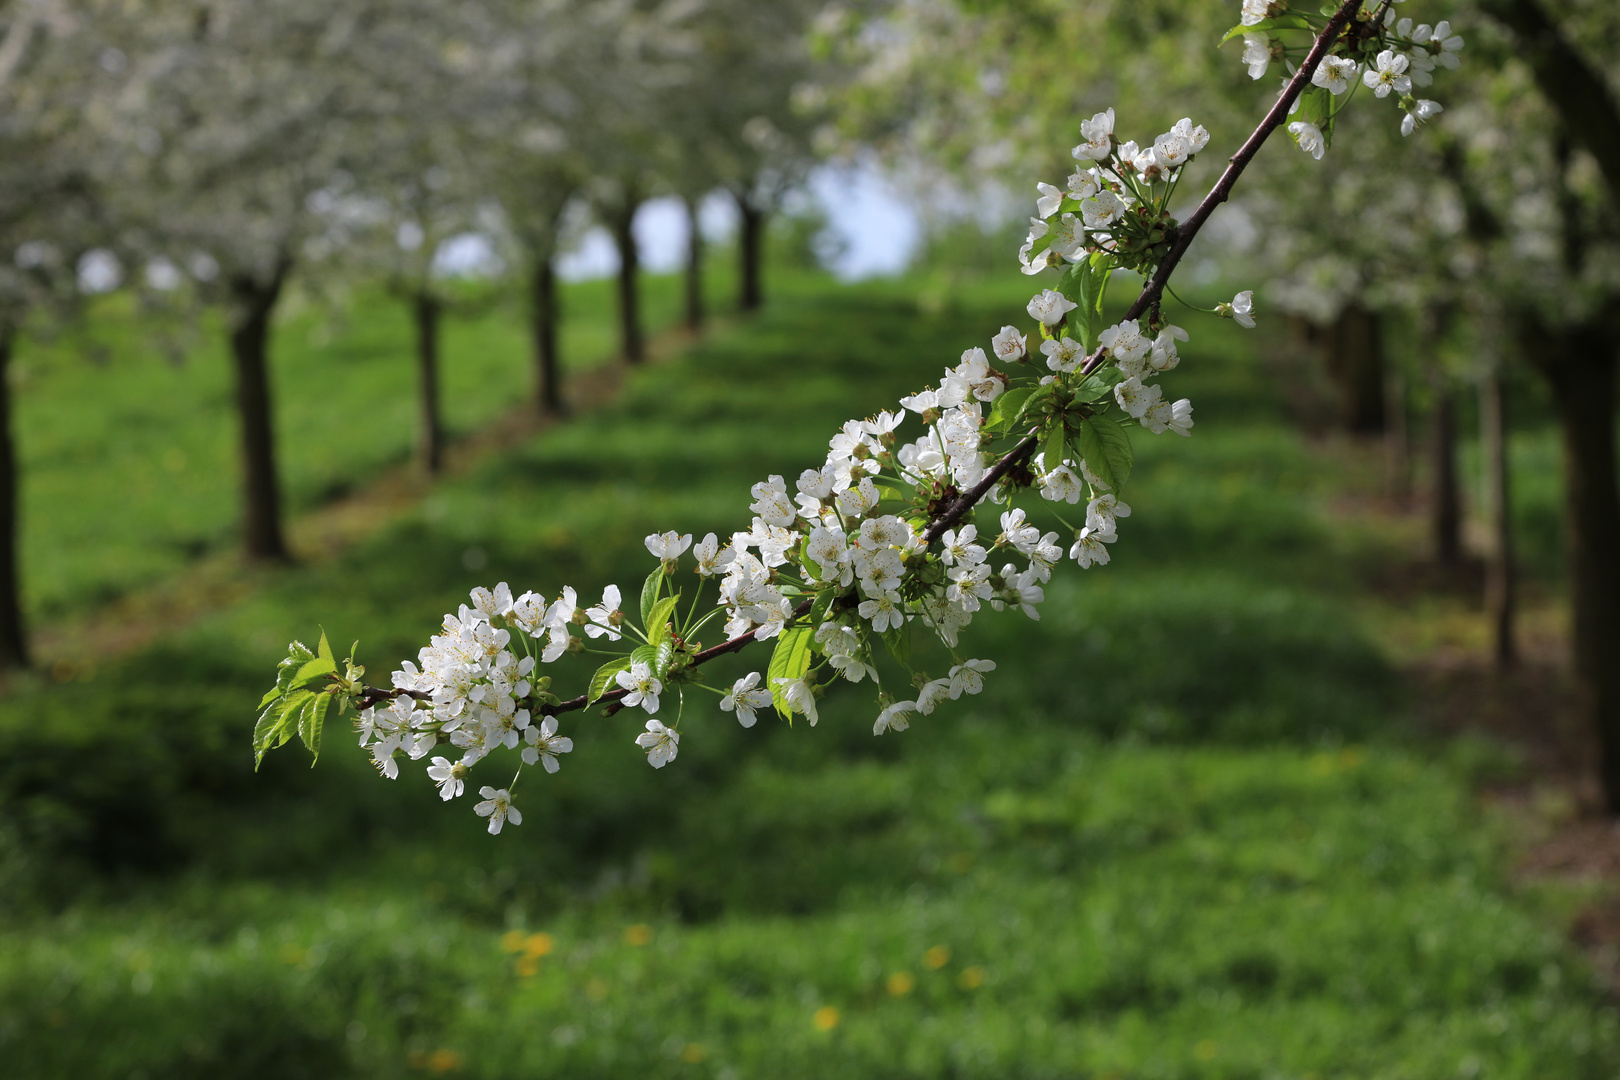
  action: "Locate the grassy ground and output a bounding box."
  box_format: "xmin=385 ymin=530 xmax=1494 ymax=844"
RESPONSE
xmin=1 ymin=271 xmax=1615 ymax=1078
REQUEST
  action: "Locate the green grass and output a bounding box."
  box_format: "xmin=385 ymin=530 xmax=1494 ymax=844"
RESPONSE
xmin=0 ymin=272 xmax=1613 ymax=1078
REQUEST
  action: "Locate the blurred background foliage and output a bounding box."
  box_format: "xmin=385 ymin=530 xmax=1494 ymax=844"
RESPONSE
xmin=1 ymin=0 xmax=1619 ymax=1076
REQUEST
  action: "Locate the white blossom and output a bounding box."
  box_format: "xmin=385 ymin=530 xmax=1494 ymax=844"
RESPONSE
xmin=1363 ymin=50 xmax=1411 ymax=98
xmin=1027 ymin=289 xmax=1078 ymax=327
xmin=474 ymin=786 xmax=521 ymax=834
xmin=1079 ymin=190 xmax=1126 ymax=231
xmin=1312 ymin=56 xmax=1358 ymax=96
xmin=1071 ymin=107 xmax=1115 ymax=161
xmin=583 ymin=585 xmax=623 ymax=640
xmin=775 ymin=676 xmax=819 ymax=726
xmin=635 ymin=720 xmax=679 ymax=768
xmin=1035 ymin=181 xmax=1063 ymax=218
xmin=1401 ymin=98 xmax=1443 ymax=137
xmin=948 ymin=658 xmax=996 ymax=697
xmin=1242 ymin=33 xmax=1271 ymax=80
xmin=1085 ymin=494 xmax=1132 ymax=540
xmin=692 ymin=533 xmax=735 ymax=576
xmin=991 ymin=325 xmax=1027 ymax=364
xmin=615 ymin=661 xmax=663 ymax=714
xmin=1099 ymin=319 xmax=1150 ymax=364
xmin=1040 ymin=335 xmax=1086 ymax=373
xmin=1288 ymin=121 xmax=1325 ymax=161
xmin=1070 ymin=527 xmax=1114 ymax=568
xmin=644 ymin=531 xmax=693 ymax=560
xmin=427 ymin=756 xmax=464 ymax=801
xmin=522 ymin=717 xmax=572 ymax=773
xmin=873 ymin=699 xmax=916 ymax=736
xmin=720 ymin=672 xmax=772 ymax=728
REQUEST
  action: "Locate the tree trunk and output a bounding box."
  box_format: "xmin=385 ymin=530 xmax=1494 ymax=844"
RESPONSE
xmin=0 ymin=328 xmax=27 ymax=670
xmin=683 ymin=194 xmax=704 ymax=332
xmin=1430 ymin=377 xmax=1462 ymax=568
xmin=1534 ymin=324 xmax=1620 ymax=811
xmin=227 ymin=266 xmax=290 ymax=563
xmin=1480 ymin=367 xmax=1517 ymax=667
xmin=531 ymin=253 xmax=562 ymax=414
xmin=1323 ymin=303 xmax=1386 ymax=434
xmin=736 ymin=192 xmax=764 ymax=313
xmin=609 ymin=200 xmax=644 ymax=363
xmin=1385 ymin=367 xmax=1411 ymax=503
xmin=412 ymin=291 xmax=443 ymax=474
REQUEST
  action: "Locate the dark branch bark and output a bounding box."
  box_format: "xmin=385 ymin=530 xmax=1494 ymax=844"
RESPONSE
xmin=227 ymin=261 xmax=291 ymax=563
xmin=683 ymin=194 xmax=705 ymax=332
xmin=0 ymin=327 xmax=27 ymax=669
xmin=609 ymin=197 xmax=645 ymax=363
xmin=1480 ymin=366 xmax=1517 ymax=667
xmin=736 ymin=192 xmax=765 ymax=313
xmin=531 ymin=253 xmax=563 ymax=414
xmin=1524 ymin=309 xmax=1620 ymax=811
xmin=412 ymin=291 xmax=443 ymax=474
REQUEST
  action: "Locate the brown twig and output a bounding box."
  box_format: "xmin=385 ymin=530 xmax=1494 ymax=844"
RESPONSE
xmin=349 ymin=1 xmax=1367 ymax=725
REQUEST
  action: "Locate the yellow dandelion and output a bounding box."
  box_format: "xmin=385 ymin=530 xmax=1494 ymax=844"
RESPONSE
xmin=623 ymin=923 xmax=653 ymax=947
xmin=886 ymin=972 xmax=915 ymax=996
xmin=1194 ymin=1040 xmax=1218 ymax=1061
xmin=514 ymin=955 xmax=541 ymax=978
xmin=500 ymin=930 xmax=526 ymax=953
xmin=923 ymin=945 xmax=951 ymax=970
xmin=958 ymin=966 xmax=985 ymax=990
xmin=812 ymin=1006 xmax=840 ymax=1031
xmin=426 ymin=1048 xmax=464 ymax=1073
xmin=680 ymin=1043 xmax=708 ymax=1064
xmin=523 ymin=932 xmax=554 ymax=958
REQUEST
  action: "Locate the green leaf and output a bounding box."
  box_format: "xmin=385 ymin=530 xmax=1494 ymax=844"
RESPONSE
xmin=317 ymin=629 xmax=335 ymax=666
xmin=258 ymin=684 xmax=283 ymax=709
xmin=881 ymin=622 xmax=911 ymax=667
xmin=644 ymin=594 xmax=681 ymax=645
xmin=1055 ymin=259 xmax=1107 ymax=352
xmin=1081 ymin=414 xmax=1135 ymax=491
xmin=298 ymin=692 xmax=331 ymax=765
xmin=1220 ymin=15 xmax=1313 ymax=44
xmin=253 ymin=703 xmax=289 ymax=769
xmin=1074 ymin=367 xmax=1126 ymax=402
xmin=767 ymin=626 xmax=814 ymax=720
xmin=588 ymin=657 xmax=635 ymax=705
xmin=1040 ymin=421 xmax=1069 ymax=472
xmin=292 ymin=656 xmax=336 ymax=687
xmin=808 ymin=587 xmax=837 ymax=627
xmin=1299 ymin=85 xmax=1332 ymax=128
xmin=639 ymin=569 xmax=663 ymax=628
xmin=1075 ymin=418 xmax=1115 ymax=491
xmin=985 ymin=387 xmax=1035 ymax=434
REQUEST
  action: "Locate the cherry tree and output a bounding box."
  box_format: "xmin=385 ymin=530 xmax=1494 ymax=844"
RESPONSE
xmin=253 ymin=2 xmax=1473 ymax=833
xmin=104 ymin=0 xmax=421 ymax=561
xmin=0 ymin=1 xmax=119 ymax=669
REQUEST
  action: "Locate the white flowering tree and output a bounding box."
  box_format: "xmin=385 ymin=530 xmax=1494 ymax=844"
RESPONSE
xmin=104 ymin=0 xmax=418 ymax=562
xmin=254 ymin=2 xmax=1469 ymax=833
xmin=0 ymin=2 xmax=118 ymax=669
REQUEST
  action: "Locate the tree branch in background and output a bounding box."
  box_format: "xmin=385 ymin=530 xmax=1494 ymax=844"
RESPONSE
xmin=1478 ymin=0 xmax=1620 ymax=205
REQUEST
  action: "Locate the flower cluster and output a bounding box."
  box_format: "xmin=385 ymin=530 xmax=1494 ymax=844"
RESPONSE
xmin=1239 ymin=0 xmax=1462 ymax=156
xmin=252 ymin=2 xmax=1455 ymax=836
xmin=1020 ymin=109 xmax=1209 ymax=277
